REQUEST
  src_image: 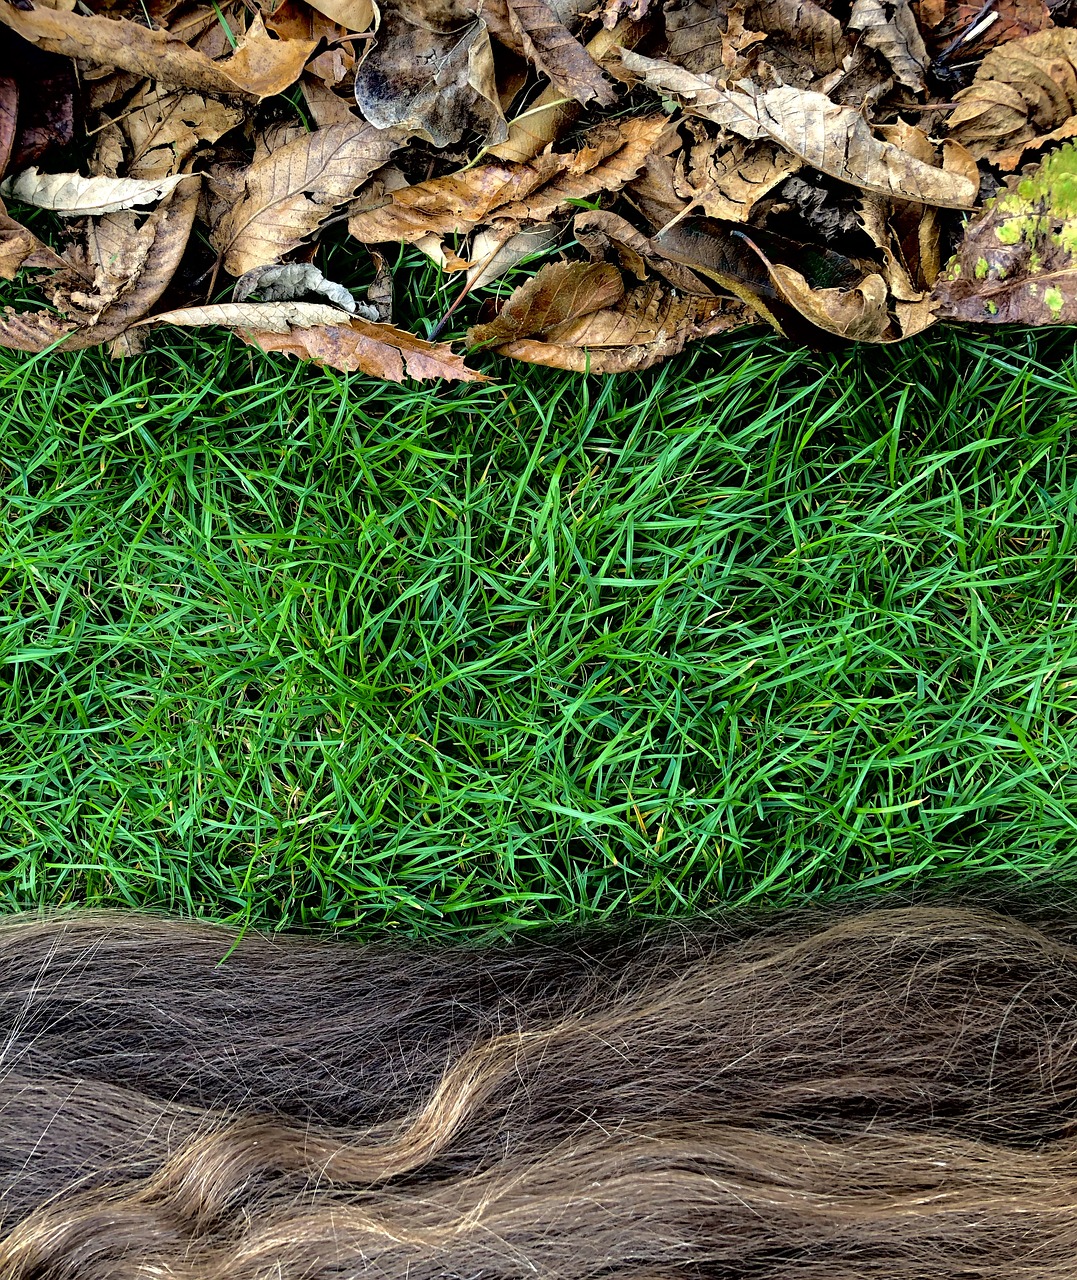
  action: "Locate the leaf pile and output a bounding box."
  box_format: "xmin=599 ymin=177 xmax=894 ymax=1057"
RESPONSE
xmin=2 ymin=0 xmax=1077 ymax=379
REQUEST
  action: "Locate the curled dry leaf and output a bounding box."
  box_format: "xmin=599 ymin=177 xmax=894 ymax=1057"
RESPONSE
xmin=302 ymin=0 xmax=376 ymax=29
xmin=764 ymin=258 xmax=894 ymax=339
xmin=142 ymin=300 xmax=487 ymax=381
xmin=573 ymin=208 xmax=715 ymax=293
xmin=0 ymin=174 xmax=199 ymax=351
xmin=848 ymin=0 xmax=929 ymax=91
xmin=348 ymin=113 xmax=667 ymax=243
xmin=0 ymin=167 xmax=188 ymax=216
xmin=354 ymin=8 xmax=507 ymax=147
xmin=664 ymin=0 xmax=848 ymax=82
xmin=621 ymin=50 xmax=979 ymax=208
xmin=0 ymin=3 xmax=317 ymax=100
xmin=933 ymin=142 xmax=1077 ymax=325
xmin=947 ymin=29 xmax=1077 ymax=168
xmin=674 ymin=136 xmax=800 ymax=221
xmin=458 ymin=223 xmax=561 ymax=289
xmin=493 ymin=280 xmax=754 ymax=369
xmin=468 ymin=259 xmax=625 ymax=345
xmin=0 ymin=197 xmax=67 ymax=278
xmin=232 ymin=261 xmax=357 ymax=311
xmin=120 ymin=87 xmax=245 ymax=180
xmin=212 ymin=119 xmax=406 ymax=275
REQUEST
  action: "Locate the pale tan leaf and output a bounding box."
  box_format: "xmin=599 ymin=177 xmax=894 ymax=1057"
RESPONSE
xmin=674 ymin=137 xmax=800 ymax=222
xmin=300 ymin=75 xmax=360 ymax=128
xmin=232 ymin=262 xmax=357 ymax=310
xmin=212 ymin=120 xmax=405 ymax=276
xmin=142 ymin=300 xmax=486 ymax=381
xmin=348 ymin=113 xmax=667 ymax=243
xmin=305 ymin=0 xmax=375 ymax=29
xmin=621 ymin=50 xmax=979 ymax=208
xmin=766 ymin=263 xmax=894 ymax=340
xmin=0 ymin=167 xmax=187 ymax=216
xmin=0 ymin=200 xmax=67 ymax=279
xmin=354 ymin=8 xmax=506 ymax=147
xmin=121 ymin=88 xmax=244 ymax=180
xmin=0 ymin=3 xmax=318 ymax=100
xmin=848 ymin=0 xmax=928 ymax=92
xmin=480 ymin=0 xmax=615 ymax=106
xmin=0 ymin=175 xmax=199 ymax=352
xmin=463 ymin=224 xmax=561 ymax=290
xmin=468 ymin=260 xmax=624 ymax=346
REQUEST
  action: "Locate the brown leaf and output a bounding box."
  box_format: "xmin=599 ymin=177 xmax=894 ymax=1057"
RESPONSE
xmin=621 ymin=50 xmax=979 ymax=208
xmin=950 ymin=0 xmax=1051 ymax=52
xmin=302 ymin=0 xmax=374 ymax=29
xmin=119 ymin=87 xmax=244 ymax=180
xmin=365 ymin=249 xmax=394 ymax=320
xmin=765 ymin=261 xmax=894 ymax=340
xmin=212 ymin=119 xmax=405 ymax=276
xmin=664 ymin=0 xmax=847 ymax=83
xmin=457 ymin=224 xmax=561 ymax=290
xmin=493 ymin=280 xmax=753 ymax=370
xmin=348 ymin=113 xmax=667 ymax=243
xmin=479 ymin=0 xmax=615 ymax=106
xmin=354 ymin=7 xmax=507 ymax=148
xmin=573 ymin=208 xmax=715 ymax=294
xmin=1 ymin=167 xmax=189 ymax=215
xmin=468 ymin=260 xmax=624 ymax=345
xmin=0 ymin=75 xmax=14 ymax=182
xmin=674 ymin=136 xmax=800 ymax=222
xmin=0 ymin=174 xmax=199 ymax=351
xmin=0 ymin=2 xmax=317 ymax=100
xmin=848 ymin=0 xmax=928 ymax=92
xmin=933 ymin=141 xmax=1077 ymax=326
xmin=0 ymin=197 xmax=67 ymax=278
xmin=947 ymin=29 xmax=1077 ymax=168
xmin=141 ymin=300 xmax=487 ymax=380
xmin=301 ymin=74 xmax=360 ymax=127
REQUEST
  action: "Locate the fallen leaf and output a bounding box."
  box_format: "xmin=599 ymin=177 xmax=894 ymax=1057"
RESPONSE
xmin=947 ymin=29 xmax=1077 ymax=167
xmin=212 ymin=119 xmax=406 ymax=275
xmin=479 ymin=0 xmax=616 ymax=106
xmin=950 ymin=0 xmax=1052 ymax=50
xmin=621 ymin=50 xmax=979 ymax=208
xmin=468 ymin=259 xmax=624 ymax=345
xmin=675 ymin=136 xmax=800 ymax=222
xmin=233 ymin=261 xmax=357 ymax=310
xmin=0 ymin=2 xmax=318 ymax=100
xmin=573 ymin=208 xmax=715 ymax=293
xmin=848 ymin=0 xmax=929 ymax=91
xmin=365 ymin=248 xmax=394 ymax=319
xmin=0 ymin=75 xmax=14 ymax=181
xmin=933 ymin=141 xmax=1077 ymax=325
xmin=141 ymin=300 xmax=487 ymax=380
xmin=301 ymin=74 xmax=361 ymax=127
xmin=492 ymin=279 xmax=753 ymax=369
xmin=1 ymin=167 xmax=189 ymax=216
xmin=0 ymin=174 xmax=199 ymax=350
xmin=2 ymin=35 xmax=75 ymax=173
xmin=354 ymin=7 xmax=507 ymax=147
xmin=664 ymin=0 xmax=848 ymax=81
xmin=765 ymin=259 xmax=894 ymax=339
xmin=0 ymin=197 xmax=67 ymax=277
xmin=120 ymin=86 xmax=244 ymax=180
xmin=303 ymin=0 xmax=375 ymax=29
xmin=348 ymin=113 xmax=667 ymax=242
xmin=457 ymin=222 xmax=561 ymax=290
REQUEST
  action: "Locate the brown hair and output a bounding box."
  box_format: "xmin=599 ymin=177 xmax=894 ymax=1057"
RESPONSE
xmin=3 ymin=903 xmax=1077 ymax=1280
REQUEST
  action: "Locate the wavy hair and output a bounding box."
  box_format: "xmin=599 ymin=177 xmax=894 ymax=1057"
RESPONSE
xmin=3 ymin=904 xmax=1077 ymax=1279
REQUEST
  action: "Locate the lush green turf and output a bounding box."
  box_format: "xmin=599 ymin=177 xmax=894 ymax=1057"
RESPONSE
xmin=2 ymin=323 xmax=1077 ymax=937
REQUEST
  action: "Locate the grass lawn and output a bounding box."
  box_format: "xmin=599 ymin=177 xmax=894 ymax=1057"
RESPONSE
xmin=2 ymin=322 xmax=1077 ymax=937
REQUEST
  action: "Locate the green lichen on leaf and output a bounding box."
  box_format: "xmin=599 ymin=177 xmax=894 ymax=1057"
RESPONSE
xmin=1045 ymin=286 xmax=1065 ymax=316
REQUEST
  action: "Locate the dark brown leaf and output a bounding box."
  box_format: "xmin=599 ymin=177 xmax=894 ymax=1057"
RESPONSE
xmin=480 ymin=0 xmax=616 ymax=106
xmin=468 ymin=260 xmax=624 ymax=346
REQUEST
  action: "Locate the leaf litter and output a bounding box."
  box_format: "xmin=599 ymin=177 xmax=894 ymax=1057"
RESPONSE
xmin=2 ymin=0 xmax=1077 ymax=380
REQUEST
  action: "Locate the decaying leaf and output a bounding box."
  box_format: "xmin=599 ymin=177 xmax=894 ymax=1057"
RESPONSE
xmin=664 ymin=0 xmax=848 ymax=81
xmin=621 ymin=50 xmax=979 ymax=208
xmin=0 ymin=197 xmax=67 ymax=278
xmin=933 ymin=141 xmax=1077 ymax=324
xmin=848 ymin=0 xmax=929 ymax=91
xmin=142 ymin=300 xmax=487 ymax=380
xmin=764 ymin=258 xmax=894 ymax=339
xmin=0 ymin=174 xmax=199 ymax=351
xmin=354 ymin=7 xmax=507 ymax=147
xmin=1 ymin=167 xmax=189 ymax=216
xmin=1 ymin=36 xmax=75 ymax=174
xmin=480 ymin=0 xmax=616 ymax=105
xmin=573 ymin=208 xmax=715 ymax=293
xmin=233 ymin=261 xmax=358 ymax=311
xmin=348 ymin=113 xmax=667 ymax=242
xmin=365 ymin=249 xmax=394 ymax=319
xmin=120 ymin=87 xmax=244 ymax=180
xmin=303 ymin=0 xmax=376 ymax=29
xmin=212 ymin=119 xmax=406 ymax=275
xmin=0 ymin=3 xmax=317 ymax=100
xmin=469 ymin=259 xmax=624 ymax=345
xmin=675 ymin=136 xmax=800 ymax=221
xmin=947 ymin=28 xmax=1077 ymax=167
xmin=0 ymin=75 xmax=15 ymax=182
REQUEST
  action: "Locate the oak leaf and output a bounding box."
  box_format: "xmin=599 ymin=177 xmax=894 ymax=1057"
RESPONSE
xmin=621 ymin=50 xmax=979 ymax=208
xmin=211 ymin=119 xmax=406 ymax=276
xmin=0 ymin=3 xmax=317 ymax=100
xmin=141 ymin=300 xmax=487 ymax=380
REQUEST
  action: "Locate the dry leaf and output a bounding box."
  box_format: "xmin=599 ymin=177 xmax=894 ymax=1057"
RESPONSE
xmin=951 ymin=0 xmax=1052 ymax=50
xmin=354 ymin=7 xmax=507 ymax=147
xmin=493 ymin=280 xmax=753 ymax=369
xmin=232 ymin=261 xmax=357 ymax=310
xmin=848 ymin=0 xmax=929 ymax=91
xmin=142 ymin=300 xmax=487 ymax=380
xmin=468 ymin=259 xmax=624 ymax=345
xmin=674 ymin=136 xmax=800 ymax=221
xmin=933 ymin=141 xmax=1077 ymax=325
xmin=301 ymin=75 xmax=361 ymax=127
xmin=348 ymin=113 xmax=667 ymax=243
xmin=0 ymin=75 xmax=14 ymax=182
xmin=621 ymin=50 xmax=979 ymax=208
xmin=947 ymin=29 xmax=1077 ymax=167
xmin=0 ymin=174 xmax=199 ymax=350
xmin=0 ymin=197 xmax=67 ymax=277
xmin=664 ymin=0 xmax=848 ymax=81
xmin=479 ymin=0 xmax=616 ymax=105
xmin=0 ymin=167 xmax=188 ymax=216
xmin=765 ymin=260 xmax=894 ymax=339
xmin=365 ymin=248 xmax=394 ymax=319
xmin=1 ymin=37 xmax=75 ymax=173
xmin=303 ymin=0 xmax=375 ymax=29
xmin=0 ymin=3 xmax=318 ymax=100
xmin=573 ymin=208 xmax=715 ymax=293
xmin=212 ymin=119 xmax=406 ymax=275
xmin=120 ymin=87 xmax=244 ymax=179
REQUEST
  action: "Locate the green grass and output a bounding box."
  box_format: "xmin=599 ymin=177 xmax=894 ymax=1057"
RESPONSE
xmin=2 ymin=323 xmax=1077 ymax=937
